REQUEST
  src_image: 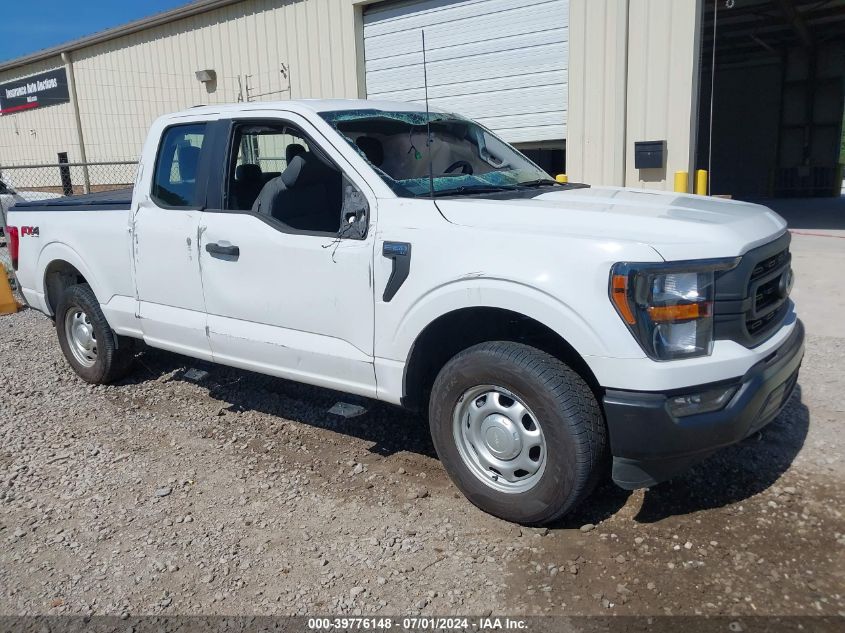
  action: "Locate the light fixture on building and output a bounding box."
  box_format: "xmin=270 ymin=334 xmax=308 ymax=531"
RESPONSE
xmin=195 ymin=69 xmax=216 ymax=84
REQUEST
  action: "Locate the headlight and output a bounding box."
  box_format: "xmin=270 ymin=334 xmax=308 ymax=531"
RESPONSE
xmin=609 ymin=259 xmax=739 ymax=361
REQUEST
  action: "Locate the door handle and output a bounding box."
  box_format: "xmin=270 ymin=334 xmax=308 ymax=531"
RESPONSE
xmin=205 ymin=242 xmax=240 ymax=258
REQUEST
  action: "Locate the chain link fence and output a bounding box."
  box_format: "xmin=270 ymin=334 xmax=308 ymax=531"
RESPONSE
xmin=0 ymin=161 xmax=138 ymax=197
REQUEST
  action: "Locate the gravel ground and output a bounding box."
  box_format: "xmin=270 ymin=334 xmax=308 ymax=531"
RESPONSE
xmin=1 ymin=242 xmax=843 ymax=618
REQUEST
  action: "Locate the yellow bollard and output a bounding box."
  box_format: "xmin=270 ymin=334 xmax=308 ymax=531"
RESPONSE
xmin=0 ymin=269 xmax=19 ymax=315
xmin=695 ymin=170 xmax=708 ymax=196
xmin=555 ymin=174 xmax=569 ymax=184
xmin=674 ymin=171 xmax=689 ymax=194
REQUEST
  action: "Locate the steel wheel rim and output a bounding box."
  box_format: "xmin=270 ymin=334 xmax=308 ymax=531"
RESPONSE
xmin=452 ymin=385 xmax=547 ymax=494
xmin=64 ymin=309 xmax=98 ymax=368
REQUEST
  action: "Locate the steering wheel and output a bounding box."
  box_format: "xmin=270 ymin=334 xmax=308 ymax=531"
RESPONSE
xmin=443 ymin=160 xmax=473 ymax=175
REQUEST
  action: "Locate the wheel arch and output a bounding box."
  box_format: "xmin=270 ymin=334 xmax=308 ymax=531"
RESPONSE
xmin=38 ymin=243 xmax=104 ymax=317
xmin=401 ymin=306 xmax=602 ymax=413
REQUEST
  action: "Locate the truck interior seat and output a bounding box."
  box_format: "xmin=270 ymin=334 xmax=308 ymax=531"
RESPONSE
xmin=178 ymin=146 xmax=201 ymax=182
xmin=233 ymin=163 xmax=264 ymax=210
xmin=286 ymin=143 xmax=306 ymax=165
xmin=268 ymin=153 xmax=342 ymax=233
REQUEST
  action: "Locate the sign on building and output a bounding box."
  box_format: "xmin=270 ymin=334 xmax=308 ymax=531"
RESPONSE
xmin=0 ymin=68 xmax=70 ymax=116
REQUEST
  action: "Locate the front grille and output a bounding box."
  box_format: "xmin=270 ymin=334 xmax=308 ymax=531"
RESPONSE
xmin=746 ymin=303 xmax=787 ymax=337
xmin=713 ymin=232 xmax=793 ymax=348
xmin=755 ymin=275 xmax=782 ymax=312
xmin=744 ymin=246 xmax=791 ymax=342
xmin=750 ymin=250 xmax=789 ymax=282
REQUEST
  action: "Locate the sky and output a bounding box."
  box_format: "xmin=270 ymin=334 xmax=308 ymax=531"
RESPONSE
xmin=0 ymin=0 xmax=191 ymax=63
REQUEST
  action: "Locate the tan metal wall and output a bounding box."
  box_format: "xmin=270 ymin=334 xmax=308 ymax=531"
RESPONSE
xmin=3 ymin=0 xmax=705 ymax=193
xmin=569 ymin=0 xmax=703 ymax=191
xmin=567 ymin=0 xmax=629 ymax=187
xmin=625 ymin=0 xmax=702 ymax=190
xmin=0 ymin=0 xmax=363 ymax=167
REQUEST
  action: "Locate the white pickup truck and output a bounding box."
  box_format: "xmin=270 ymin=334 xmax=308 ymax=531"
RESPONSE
xmin=6 ymin=100 xmax=803 ymax=525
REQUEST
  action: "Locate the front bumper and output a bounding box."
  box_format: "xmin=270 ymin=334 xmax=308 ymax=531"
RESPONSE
xmin=604 ymin=319 xmax=805 ymax=489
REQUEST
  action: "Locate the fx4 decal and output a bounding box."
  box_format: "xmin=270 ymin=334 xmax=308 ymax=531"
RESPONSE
xmin=21 ymin=226 xmax=39 ymax=237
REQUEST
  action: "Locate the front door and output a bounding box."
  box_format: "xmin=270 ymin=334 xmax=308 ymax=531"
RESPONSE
xmin=197 ymin=116 xmax=377 ymax=396
xmin=133 ymin=121 xmax=212 ymax=360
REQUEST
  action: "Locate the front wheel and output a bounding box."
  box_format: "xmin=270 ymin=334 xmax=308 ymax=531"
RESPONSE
xmin=56 ymin=284 xmax=136 ymax=384
xmin=429 ymin=342 xmax=607 ymax=525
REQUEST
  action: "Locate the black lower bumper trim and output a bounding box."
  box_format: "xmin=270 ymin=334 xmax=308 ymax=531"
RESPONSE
xmin=604 ymin=319 xmax=805 ymax=490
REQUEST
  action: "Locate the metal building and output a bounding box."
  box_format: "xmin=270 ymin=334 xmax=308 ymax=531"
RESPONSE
xmin=0 ymin=0 xmax=843 ymax=199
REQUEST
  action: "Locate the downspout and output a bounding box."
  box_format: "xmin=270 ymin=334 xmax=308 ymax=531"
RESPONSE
xmin=61 ymin=51 xmax=90 ymax=194
xmin=621 ymin=0 xmax=630 ymax=187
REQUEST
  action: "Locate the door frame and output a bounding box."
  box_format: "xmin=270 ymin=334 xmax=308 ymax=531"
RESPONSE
xmin=195 ymin=110 xmax=382 ymax=396
xmin=130 ymin=114 xmax=222 ymax=359
xmin=202 ymin=111 xmax=381 ymax=226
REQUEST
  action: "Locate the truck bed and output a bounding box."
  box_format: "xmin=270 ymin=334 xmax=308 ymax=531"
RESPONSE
xmin=9 ymin=189 xmax=136 ymax=315
xmin=10 ymin=188 xmax=133 ymax=212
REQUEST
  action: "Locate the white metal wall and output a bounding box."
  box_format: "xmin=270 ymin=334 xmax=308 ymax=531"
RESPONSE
xmin=362 ymin=0 xmax=569 ymax=145
xmin=0 ymin=0 xmax=362 ymax=167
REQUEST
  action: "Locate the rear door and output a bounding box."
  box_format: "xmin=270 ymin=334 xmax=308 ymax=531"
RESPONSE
xmin=132 ymin=120 xmax=213 ymax=359
xmin=197 ymin=114 xmax=378 ymax=396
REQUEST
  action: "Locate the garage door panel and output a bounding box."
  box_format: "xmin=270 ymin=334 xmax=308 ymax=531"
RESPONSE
xmin=364 ymin=5 xmax=567 ymax=61
xmin=364 ymin=0 xmax=566 ymax=38
xmin=365 ymin=23 xmax=567 ymax=68
xmin=434 ymin=85 xmax=568 ymax=118
xmin=369 ymin=70 xmax=568 ymax=103
xmin=497 ymin=124 xmax=566 ymax=145
xmin=474 ymin=110 xmax=569 ymax=130
xmin=369 ymin=84 xmax=568 ymax=125
xmin=367 ymin=43 xmax=568 ymax=95
xmin=364 ymin=0 xmax=568 ymax=144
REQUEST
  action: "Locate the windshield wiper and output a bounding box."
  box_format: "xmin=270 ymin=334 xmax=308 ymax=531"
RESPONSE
xmin=516 ymin=179 xmax=561 ymax=188
xmin=416 ymin=185 xmax=517 ymax=198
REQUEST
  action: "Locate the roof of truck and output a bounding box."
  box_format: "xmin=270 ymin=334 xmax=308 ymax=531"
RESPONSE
xmin=167 ymin=99 xmax=448 ymax=120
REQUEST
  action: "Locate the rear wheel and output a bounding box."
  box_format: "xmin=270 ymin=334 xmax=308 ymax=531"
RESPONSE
xmin=56 ymin=284 xmax=136 ymax=384
xmin=429 ymin=341 xmax=606 ymax=525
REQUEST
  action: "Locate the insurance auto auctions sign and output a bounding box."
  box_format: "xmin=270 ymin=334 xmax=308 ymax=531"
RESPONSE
xmin=0 ymin=68 xmax=70 ymax=116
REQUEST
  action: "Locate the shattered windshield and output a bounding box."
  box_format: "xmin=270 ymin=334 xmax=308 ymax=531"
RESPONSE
xmin=320 ymin=110 xmax=557 ymax=198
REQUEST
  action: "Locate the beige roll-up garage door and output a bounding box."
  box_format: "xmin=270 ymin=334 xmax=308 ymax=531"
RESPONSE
xmin=363 ymin=0 xmax=569 ymax=145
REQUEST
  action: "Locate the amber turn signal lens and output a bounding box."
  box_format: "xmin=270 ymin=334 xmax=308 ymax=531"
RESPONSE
xmin=611 ymin=274 xmax=636 ymax=325
xmin=647 ymin=302 xmax=711 ymax=323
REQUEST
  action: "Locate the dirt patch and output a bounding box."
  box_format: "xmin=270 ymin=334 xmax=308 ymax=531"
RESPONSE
xmin=1 ymin=306 xmax=843 ymax=617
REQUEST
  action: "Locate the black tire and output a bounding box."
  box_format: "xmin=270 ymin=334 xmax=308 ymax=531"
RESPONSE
xmin=429 ymin=341 xmax=607 ymax=525
xmin=55 ymin=283 xmax=136 ymax=384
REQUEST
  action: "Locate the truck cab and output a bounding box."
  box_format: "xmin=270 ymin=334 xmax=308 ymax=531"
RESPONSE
xmin=6 ymin=100 xmax=803 ymax=525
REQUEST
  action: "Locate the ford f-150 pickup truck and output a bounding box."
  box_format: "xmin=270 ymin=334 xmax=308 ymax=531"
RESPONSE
xmin=6 ymin=100 xmax=803 ymax=525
